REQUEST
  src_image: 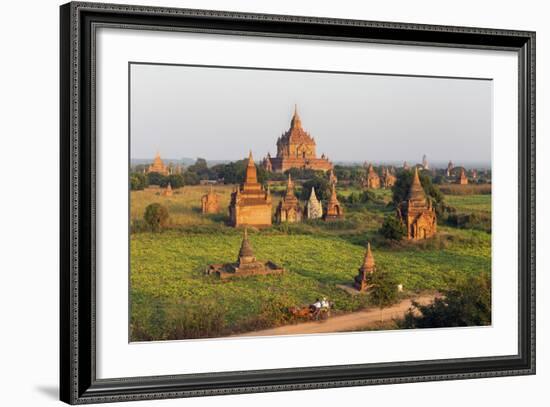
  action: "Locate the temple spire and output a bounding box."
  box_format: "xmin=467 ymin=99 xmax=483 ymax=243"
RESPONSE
xmin=407 ymin=167 xmax=426 ymax=203
xmin=362 ymin=242 xmax=375 ymax=270
xmin=238 ymin=228 xmax=255 ymax=264
xmin=244 ymin=150 xmax=258 ymax=184
xmin=291 ymin=104 xmax=302 ymax=128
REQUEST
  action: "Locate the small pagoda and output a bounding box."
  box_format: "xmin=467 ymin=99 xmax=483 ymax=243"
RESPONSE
xmin=457 ymin=168 xmax=469 ymax=185
xmin=364 ymin=163 xmax=381 ymax=189
xmin=305 ymin=187 xmax=323 ymax=220
xmin=354 ymin=242 xmax=376 ymax=292
xmin=382 ymin=167 xmax=397 ymax=189
xmin=206 ymin=229 xmax=285 ymax=280
xmin=275 ymin=174 xmax=303 ymax=223
xmin=201 ymin=186 xmax=220 ymax=214
xmin=162 ymin=182 xmax=173 ymax=197
xmin=446 ymin=160 xmax=454 ymax=177
xmin=324 ymin=184 xmax=344 ymax=221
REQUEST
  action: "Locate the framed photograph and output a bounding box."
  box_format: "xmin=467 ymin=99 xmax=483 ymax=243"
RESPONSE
xmin=60 ymin=1 xmax=535 ymax=404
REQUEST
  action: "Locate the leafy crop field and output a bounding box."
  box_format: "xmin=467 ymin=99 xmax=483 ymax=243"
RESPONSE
xmin=445 ymin=194 xmax=492 ymax=216
xmin=130 ymin=185 xmax=491 ymax=341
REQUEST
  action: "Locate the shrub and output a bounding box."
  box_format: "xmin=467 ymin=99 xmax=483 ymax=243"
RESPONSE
xmin=439 ymin=184 xmax=492 ymax=195
xmin=400 ymin=272 xmax=491 ymax=328
xmin=446 ymin=212 xmax=491 ymax=232
xmin=367 ymin=270 xmax=399 ymax=308
xmin=343 ymin=190 xmax=376 ymax=206
xmin=144 ymin=203 xmax=169 ymax=232
xmin=379 ymin=214 xmax=406 ymax=240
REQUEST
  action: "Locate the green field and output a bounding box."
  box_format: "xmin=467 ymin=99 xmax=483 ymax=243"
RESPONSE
xmin=130 ymin=184 xmax=491 ymax=341
xmin=445 ymin=194 xmax=492 ymax=216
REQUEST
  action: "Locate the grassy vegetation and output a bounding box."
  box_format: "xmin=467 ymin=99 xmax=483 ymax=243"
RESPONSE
xmin=439 ymin=183 xmax=491 ymax=195
xmin=130 ymin=185 xmax=492 ymax=341
xmin=445 ymin=194 xmax=491 ymax=216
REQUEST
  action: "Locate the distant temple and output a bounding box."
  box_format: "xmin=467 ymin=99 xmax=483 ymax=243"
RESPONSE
xmin=382 ymin=167 xmax=396 ymax=189
xmin=206 ymin=229 xmax=284 ymax=280
xmin=457 ymin=168 xmax=469 ymax=185
xmin=275 ymin=174 xmax=303 ymax=223
xmin=396 ymin=167 xmax=437 ymax=240
xmin=147 ymin=152 xmax=170 ymax=176
xmin=354 ymin=242 xmax=376 ymax=292
xmin=363 ymin=163 xmax=381 ymax=189
xmin=263 ymin=105 xmax=333 ymax=173
xmin=446 ymin=160 xmax=454 ymax=177
xmin=324 ymin=184 xmax=344 ymax=221
xmin=403 ymin=161 xmax=410 ymax=171
xmin=201 ymin=186 xmax=220 ymax=214
xmin=162 ymin=182 xmax=173 ymax=197
xmin=305 ymin=187 xmax=323 ymax=220
xmin=228 ymin=152 xmax=272 ymax=227
xmin=422 ymin=154 xmax=429 ymax=170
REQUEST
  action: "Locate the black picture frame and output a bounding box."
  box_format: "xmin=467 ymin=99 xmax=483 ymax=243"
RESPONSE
xmin=60 ymin=1 xmax=536 ymax=404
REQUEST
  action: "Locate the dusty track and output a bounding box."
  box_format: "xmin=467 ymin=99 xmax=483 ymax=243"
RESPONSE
xmin=233 ymin=295 xmax=436 ymax=337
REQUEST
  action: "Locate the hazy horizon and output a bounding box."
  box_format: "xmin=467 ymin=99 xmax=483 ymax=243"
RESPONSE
xmin=130 ymin=63 xmax=493 ymax=166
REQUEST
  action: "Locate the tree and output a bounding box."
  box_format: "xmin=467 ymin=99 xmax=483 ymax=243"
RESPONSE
xmin=147 ymin=171 xmax=167 ymax=186
xmin=144 ymin=203 xmax=169 ymax=232
xmin=392 ymin=169 xmax=443 ymax=206
xmin=186 ymin=158 xmax=218 ymax=181
xmin=182 ymin=171 xmax=200 ymax=186
xmin=160 ymin=174 xmax=184 ymax=188
xmin=401 ymin=273 xmax=491 ymax=328
xmin=379 ymin=214 xmax=406 ymax=240
xmin=300 ymin=176 xmax=331 ymax=201
xmin=130 ymin=172 xmax=148 ymax=190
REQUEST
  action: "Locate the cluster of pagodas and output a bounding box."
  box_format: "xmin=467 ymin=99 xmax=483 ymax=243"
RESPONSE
xmin=206 ymin=227 xmax=377 ymax=292
xmin=227 ymin=152 xmax=344 ymax=228
xmin=199 ymin=151 xmax=437 ymax=240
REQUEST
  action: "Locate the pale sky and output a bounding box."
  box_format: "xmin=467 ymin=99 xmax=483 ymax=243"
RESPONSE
xmin=130 ymin=63 xmax=492 ymax=166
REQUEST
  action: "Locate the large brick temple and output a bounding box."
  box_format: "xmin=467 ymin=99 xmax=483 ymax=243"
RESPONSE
xmin=147 ymin=152 xmax=169 ymax=175
xmin=228 ymin=151 xmax=272 ymax=227
xmin=263 ymin=106 xmax=333 ymax=173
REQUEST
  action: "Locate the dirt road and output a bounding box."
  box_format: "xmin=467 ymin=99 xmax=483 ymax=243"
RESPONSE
xmin=233 ymin=295 xmax=436 ymax=337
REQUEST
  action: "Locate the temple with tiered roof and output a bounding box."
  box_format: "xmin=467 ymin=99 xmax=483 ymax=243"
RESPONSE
xmin=396 ymin=168 xmax=437 ymax=240
xmin=147 ymin=152 xmax=169 ymax=176
xmin=275 ymin=174 xmax=303 ymax=223
xmin=364 ymin=163 xmax=381 ymax=189
xmin=228 ymin=151 xmax=272 ymax=227
xmin=263 ymin=106 xmax=333 ymax=173
xmin=324 ymin=184 xmax=344 ymax=221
